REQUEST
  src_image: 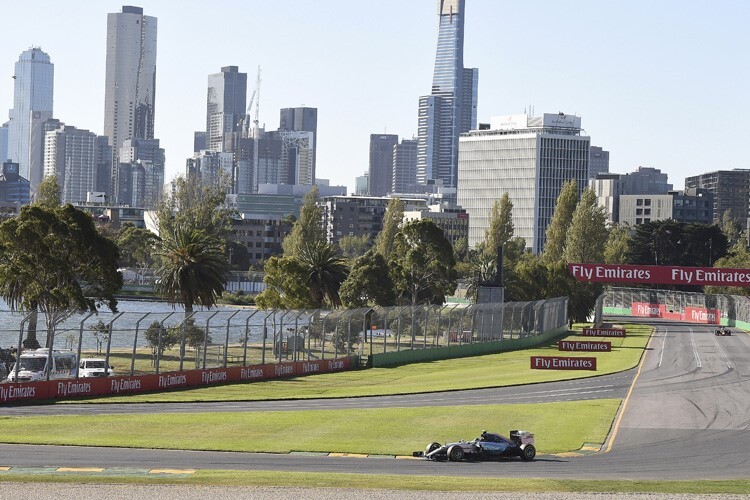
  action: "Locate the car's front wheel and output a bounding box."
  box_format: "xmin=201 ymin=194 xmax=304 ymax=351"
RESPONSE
xmin=425 ymin=442 xmax=441 ymax=455
xmin=521 ymin=444 xmax=536 ymax=461
xmin=447 ymin=445 xmax=465 ymax=462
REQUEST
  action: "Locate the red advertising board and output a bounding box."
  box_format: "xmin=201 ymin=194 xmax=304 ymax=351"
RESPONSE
xmin=684 ymin=307 xmax=720 ymax=324
xmin=569 ymin=263 xmax=750 ymax=287
xmin=558 ymin=340 xmax=612 ymax=352
xmin=0 ymin=357 xmax=354 ymax=404
xmin=530 ymin=356 xmax=597 ymax=371
xmin=581 ymin=327 xmax=626 ymax=337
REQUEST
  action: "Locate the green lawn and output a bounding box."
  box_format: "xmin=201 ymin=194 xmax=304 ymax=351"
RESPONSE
xmin=76 ymin=323 xmax=651 ymax=403
xmin=0 ymin=399 xmax=619 ymax=455
xmin=1 ymin=472 xmax=747 ymax=495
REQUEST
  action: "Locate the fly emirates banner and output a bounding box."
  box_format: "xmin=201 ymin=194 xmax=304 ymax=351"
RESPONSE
xmin=568 ymin=263 xmax=750 ymax=287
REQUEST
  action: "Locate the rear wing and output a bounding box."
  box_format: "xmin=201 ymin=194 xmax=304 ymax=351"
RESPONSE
xmin=510 ymin=430 xmax=534 ymax=446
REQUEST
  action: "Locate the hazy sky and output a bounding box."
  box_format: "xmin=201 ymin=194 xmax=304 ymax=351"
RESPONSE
xmin=1 ymin=0 xmax=748 ymax=191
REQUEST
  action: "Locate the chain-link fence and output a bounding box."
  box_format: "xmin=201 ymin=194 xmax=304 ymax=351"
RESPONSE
xmin=0 ymin=297 xmax=568 ymax=382
xmin=598 ymin=287 xmax=750 ymax=326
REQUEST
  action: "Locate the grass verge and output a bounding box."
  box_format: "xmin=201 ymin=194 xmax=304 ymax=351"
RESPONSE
xmin=0 ymin=399 xmax=619 ymax=455
xmin=72 ymin=323 xmax=651 ymax=403
xmin=0 ymin=471 xmax=748 ymax=494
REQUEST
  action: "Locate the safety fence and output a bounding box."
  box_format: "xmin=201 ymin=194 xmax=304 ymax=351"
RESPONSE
xmin=598 ymin=287 xmax=750 ymax=327
xmin=0 ymin=297 xmax=568 ymax=402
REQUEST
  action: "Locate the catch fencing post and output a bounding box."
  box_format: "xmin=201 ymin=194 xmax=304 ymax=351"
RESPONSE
xmin=199 ymin=311 xmax=218 ymax=370
xmin=223 ymin=310 xmax=240 ymax=367
xmin=75 ymin=312 xmax=97 ymax=380
xmin=132 ymin=313 xmax=151 ymax=376
xmin=242 ymin=310 xmax=260 ymax=366
xmin=14 ymin=312 xmax=36 ymax=382
xmin=156 ymin=312 xmax=176 ymax=375
xmin=261 ymin=309 xmax=277 ymax=365
xmin=104 ymin=312 xmax=124 ymax=379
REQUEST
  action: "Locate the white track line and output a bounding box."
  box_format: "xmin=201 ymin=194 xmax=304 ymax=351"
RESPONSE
xmin=710 ymin=330 xmax=734 ymax=369
xmin=658 ymin=326 xmax=667 ymax=368
xmin=690 ymin=327 xmax=702 ymax=369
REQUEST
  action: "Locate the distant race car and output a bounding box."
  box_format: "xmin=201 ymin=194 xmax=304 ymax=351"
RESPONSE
xmin=715 ymin=328 xmax=732 ymax=336
xmin=414 ymin=430 xmax=536 ymax=462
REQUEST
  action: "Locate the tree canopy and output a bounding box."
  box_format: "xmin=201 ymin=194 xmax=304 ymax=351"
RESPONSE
xmin=0 ymin=204 xmax=122 ymax=346
xmin=484 ymin=192 xmax=514 ymax=258
xmin=543 ymin=179 xmax=578 ymax=262
xmin=391 ymin=219 xmax=456 ymax=306
xmin=340 ymin=249 xmax=396 ymax=308
xmin=375 ymin=197 xmax=404 ymax=258
xmin=282 ymin=185 xmax=324 ymax=257
xmin=563 ymin=187 xmax=608 ymax=264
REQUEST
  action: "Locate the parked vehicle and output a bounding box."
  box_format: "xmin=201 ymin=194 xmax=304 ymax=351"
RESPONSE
xmin=6 ymin=349 xmax=78 ymax=382
xmin=79 ymin=358 xmax=115 ymax=378
xmin=415 ymin=430 xmax=536 ymax=462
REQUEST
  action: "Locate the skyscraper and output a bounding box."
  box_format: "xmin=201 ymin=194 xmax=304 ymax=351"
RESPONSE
xmin=43 ymin=124 xmax=106 ymax=205
xmin=206 ymin=66 xmax=247 ymax=153
xmin=279 ymin=107 xmax=317 ymax=183
xmin=417 ymin=0 xmax=477 ymax=189
xmin=368 ymin=134 xmax=398 ymax=196
xmin=7 ymin=47 xmax=54 ymax=194
xmin=392 ymin=138 xmax=418 ymax=193
xmin=103 ymin=5 xmax=157 ymax=203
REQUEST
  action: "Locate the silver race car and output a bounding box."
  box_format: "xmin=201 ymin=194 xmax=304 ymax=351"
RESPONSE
xmin=415 ymin=430 xmax=536 ymax=462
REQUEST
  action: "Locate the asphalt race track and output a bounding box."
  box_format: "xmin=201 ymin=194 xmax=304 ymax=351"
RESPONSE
xmin=2 ymin=318 xmax=750 ymax=480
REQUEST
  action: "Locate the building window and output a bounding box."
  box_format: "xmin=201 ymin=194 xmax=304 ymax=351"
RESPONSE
xmin=645 ymin=199 xmax=651 ymax=206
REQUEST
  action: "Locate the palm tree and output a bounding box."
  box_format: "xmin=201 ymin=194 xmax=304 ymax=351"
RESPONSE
xmin=297 ymin=241 xmax=349 ymax=309
xmin=154 ymin=222 xmax=230 ymax=316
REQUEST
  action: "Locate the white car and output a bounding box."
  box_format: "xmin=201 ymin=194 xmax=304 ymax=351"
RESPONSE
xmin=79 ymin=358 xmax=115 ymax=378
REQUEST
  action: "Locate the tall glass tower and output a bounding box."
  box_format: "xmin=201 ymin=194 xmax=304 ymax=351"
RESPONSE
xmin=103 ymin=5 xmax=157 ymax=203
xmin=206 ymin=66 xmax=247 ymax=153
xmin=417 ymin=0 xmax=477 ymax=189
xmin=7 ymin=47 xmax=54 ymax=192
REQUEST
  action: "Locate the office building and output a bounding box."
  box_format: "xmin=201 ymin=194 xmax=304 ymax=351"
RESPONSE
xmin=403 ymin=204 xmax=469 ymax=247
xmin=7 ymin=47 xmax=54 ymax=194
xmin=392 ymin=138 xmax=418 ymax=193
xmin=618 ymin=188 xmax=713 ymax=227
xmin=591 ymin=166 xmax=673 ymax=224
xmin=206 ymin=66 xmax=247 ymax=153
xmin=685 ymin=169 xmax=750 ymax=228
xmin=103 ymin=6 xmax=157 ymax=202
xmin=279 ymin=107 xmax=317 ymax=182
xmin=186 ymin=150 xmax=233 ymax=189
xmin=417 ymin=0 xmax=478 ymax=189
xmin=0 ymin=160 xmax=30 ymax=207
xmin=43 ymin=125 xmax=107 ymax=204
xmin=355 ymin=173 xmax=369 ymax=196
xmin=368 ymin=134 xmax=398 ymax=196
xmin=322 ymin=195 xmax=428 ymax=246
xmin=457 ymin=113 xmax=590 ymax=254
xmin=119 ymin=138 xmax=164 ymax=207
xmin=0 ymin=122 xmax=8 ymax=162
xmin=193 ymin=131 xmax=207 ymax=154
xmin=229 ymin=215 xmax=294 ymax=266
xmin=588 ymin=146 xmax=609 ymax=179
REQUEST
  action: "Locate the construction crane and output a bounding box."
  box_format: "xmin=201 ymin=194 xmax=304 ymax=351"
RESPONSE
xmin=244 ymin=66 xmax=262 ymax=139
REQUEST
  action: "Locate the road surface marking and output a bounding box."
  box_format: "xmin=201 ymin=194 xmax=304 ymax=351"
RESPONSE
xmin=690 ymin=328 xmax=702 ymax=369
xmin=658 ymin=327 xmax=667 ymax=368
xmin=604 ymin=325 xmax=655 ymax=453
xmin=710 ymin=331 xmax=733 ymax=369
xmin=56 ymin=467 xmax=105 ymax=473
xmin=148 ymin=469 xmax=196 ymax=474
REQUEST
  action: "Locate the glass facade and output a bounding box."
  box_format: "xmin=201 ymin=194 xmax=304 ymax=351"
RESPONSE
xmin=457 ymin=115 xmax=590 ymax=254
xmin=206 ymin=66 xmax=247 ymax=153
xmin=417 ymin=0 xmax=477 ymax=190
xmin=103 ymin=6 xmax=157 ymax=203
xmin=7 ymin=48 xmax=54 ymax=191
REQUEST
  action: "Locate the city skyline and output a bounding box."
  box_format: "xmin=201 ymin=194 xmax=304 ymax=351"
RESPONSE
xmin=1 ymin=1 xmax=748 ymax=193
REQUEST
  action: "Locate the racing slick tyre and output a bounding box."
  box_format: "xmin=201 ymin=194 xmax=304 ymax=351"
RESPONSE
xmin=447 ymin=445 xmax=465 ymax=462
xmin=425 ymin=442 xmax=441 ymax=455
xmin=521 ymin=444 xmax=536 ymax=461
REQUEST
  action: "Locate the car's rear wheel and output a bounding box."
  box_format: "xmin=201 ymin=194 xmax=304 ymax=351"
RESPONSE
xmin=521 ymin=444 xmax=536 ymax=461
xmin=447 ymin=445 xmax=465 ymax=462
xmin=425 ymin=442 xmax=441 ymax=455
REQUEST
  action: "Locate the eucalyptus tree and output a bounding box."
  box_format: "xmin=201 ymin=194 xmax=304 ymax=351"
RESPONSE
xmin=543 ymin=179 xmax=579 ymax=263
xmin=375 ymin=197 xmax=405 ymax=258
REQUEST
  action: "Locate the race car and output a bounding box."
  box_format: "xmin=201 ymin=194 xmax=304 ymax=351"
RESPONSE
xmin=715 ymin=328 xmax=731 ymax=336
xmin=414 ymin=430 xmax=536 ymax=462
